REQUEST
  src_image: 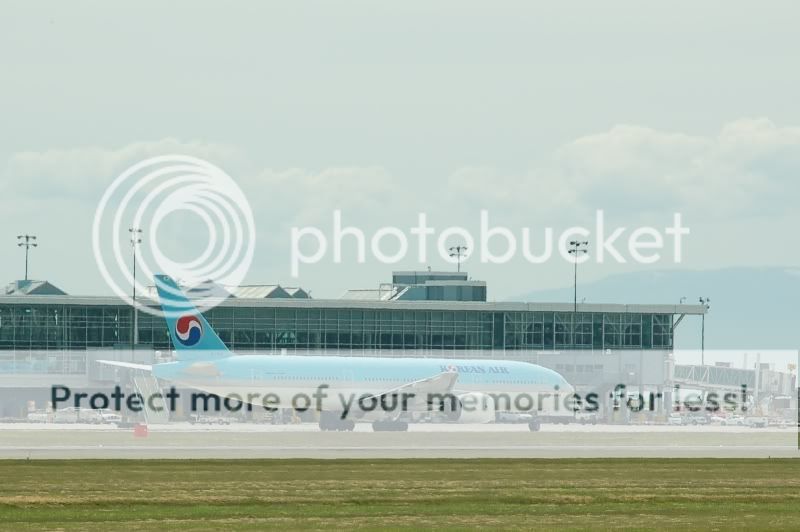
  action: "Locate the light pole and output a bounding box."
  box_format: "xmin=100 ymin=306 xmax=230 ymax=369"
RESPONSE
xmin=699 ymin=297 xmax=710 ymax=366
xmin=449 ymin=246 xmax=468 ymax=273
xmin=568 ymin=241 xmax=588 ymax=313
xmin=16 ymin=235 xmax=38 ymax=281
xmin=129 ymin=227 xmax=142 ymax=348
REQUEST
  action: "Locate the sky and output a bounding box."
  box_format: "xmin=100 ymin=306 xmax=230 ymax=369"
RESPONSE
xmin=1 ymin=1 xmax=800 ymax=302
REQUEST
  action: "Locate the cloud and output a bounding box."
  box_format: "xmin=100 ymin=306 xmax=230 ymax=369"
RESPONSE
xmin=1 ymin=139 xmax=403 ymax=227
xmin=9 ymin=119 xmax=798 ymax=227
xmin=2 ymin=138 xmax=244 ymax=200
xmin=448 ymin=118 xmax=800 ymax=221
xmin=245 ymin=166 xmax=398 ymax=227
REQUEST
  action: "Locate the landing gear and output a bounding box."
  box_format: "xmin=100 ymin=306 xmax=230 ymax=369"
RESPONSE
xmin=372 ymin=420 xmax=409 ymax=432
xmin=318 ymin=411 xmax=355 ymax=431
xmin=528 ymin=419 xmax=541 ymax=432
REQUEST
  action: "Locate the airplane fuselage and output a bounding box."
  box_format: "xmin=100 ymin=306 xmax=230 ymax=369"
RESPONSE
xmin=152 ymin=354 xmax=574 ymax=417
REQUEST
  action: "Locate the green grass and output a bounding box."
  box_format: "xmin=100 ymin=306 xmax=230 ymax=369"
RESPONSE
xmin=0 ymin=459 xmax=799 ymax=530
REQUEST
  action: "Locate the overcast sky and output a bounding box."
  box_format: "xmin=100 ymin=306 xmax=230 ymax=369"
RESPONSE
xmin=1 ymin=1 xmax=799 ymax=300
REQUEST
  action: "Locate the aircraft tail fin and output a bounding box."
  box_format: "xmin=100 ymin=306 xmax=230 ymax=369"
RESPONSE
xmin=154 ymin=274 xmax=231 ymax=361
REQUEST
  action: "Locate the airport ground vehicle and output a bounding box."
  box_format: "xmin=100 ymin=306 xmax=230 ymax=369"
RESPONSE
xmin=536 ymin=415 xmax=573 ymax=425
xmin=26 ymin=410 xmax=49 ymax=423
xmin=686 ymin=414 xmax=710 ymax=425
xmin=53 ymin=407 xmax=80 ymax=423
xmin=495 ymin=411 xmax=533 ymax=424
xmin=96 ymin=409 xmax=122 ymax=423
xmin=721 ymin=415 xmax=746 ymax=426
xmin=33 ymin=407 xmax=121 ymax=424
xmin=76 ymin=408 xmax=103 ymax=423
xmin=746 ymin=416 xmax=768 ymax=428
xmin=667 ymin=413 xmax=684 ymax=426
xmin=189 ymin=414 xmax=234 ymax=425
xmin=70 ymin=408 xmax=122 ymax=424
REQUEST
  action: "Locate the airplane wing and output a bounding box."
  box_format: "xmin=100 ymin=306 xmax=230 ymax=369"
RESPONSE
xmin=96 ymin=360 xmax=153 ymax=371
xmin=365 ymin=371 xmax=460 ymax=413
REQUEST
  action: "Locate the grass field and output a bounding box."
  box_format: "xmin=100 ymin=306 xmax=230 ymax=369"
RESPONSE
xmin=1 ymin=459 xmax=799 ymax=530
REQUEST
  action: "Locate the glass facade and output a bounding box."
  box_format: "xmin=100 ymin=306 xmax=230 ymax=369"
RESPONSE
xmin=0 ymin=302 xmax=673 ymax=352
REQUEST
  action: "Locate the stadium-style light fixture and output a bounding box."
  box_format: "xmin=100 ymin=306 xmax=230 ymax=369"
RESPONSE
xmin=16 ymin=234 xmax=38 ymax=281
xmin=568 ymin=241 xmax=589 ymax=313
xmin=448 ymin=245 xmax=468 ymax=273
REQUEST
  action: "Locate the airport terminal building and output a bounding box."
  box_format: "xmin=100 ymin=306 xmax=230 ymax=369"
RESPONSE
xmin=0 ymin=289 xmax=677 ymax=355
xmin=0 ymin=272 xmax=681 ymax=362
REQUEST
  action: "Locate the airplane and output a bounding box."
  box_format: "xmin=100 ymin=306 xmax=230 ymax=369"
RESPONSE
xmin=100 ymin=274 xmax=575 ymax=432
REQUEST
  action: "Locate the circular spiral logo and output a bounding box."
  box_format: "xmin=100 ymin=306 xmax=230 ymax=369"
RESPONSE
xmin=92 ymin=155 xmax=255 ymax=317
xmin=175 ymin=315 xmax=204 ymax=346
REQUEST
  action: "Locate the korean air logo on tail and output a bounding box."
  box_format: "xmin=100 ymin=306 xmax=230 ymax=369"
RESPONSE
xmin=175 ymin=315 xmax=203 ymax=347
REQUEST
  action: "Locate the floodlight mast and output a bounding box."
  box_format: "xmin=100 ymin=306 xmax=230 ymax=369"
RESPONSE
xmin=568 ymin=241 xmax=589 ymax=313
xmin=129 ymin=228 xmax=143 ymax=348
xmin=448 ymin=245 xmax=468 ymax=273
xmin=699 ymin=297 xmax=711 ymax=366
xmin=16 ymin=234 xmax=38 ymax=281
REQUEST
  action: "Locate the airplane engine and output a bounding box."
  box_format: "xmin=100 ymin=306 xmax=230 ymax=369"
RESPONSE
xmin=442 ymin=392 xmax=496 ymax=424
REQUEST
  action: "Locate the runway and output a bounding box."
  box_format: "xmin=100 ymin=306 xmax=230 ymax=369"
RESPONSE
xmin=1 ymin=422 xmax=797 ymax=458
xmin=1 ymin=444 xmax=796 ymax=459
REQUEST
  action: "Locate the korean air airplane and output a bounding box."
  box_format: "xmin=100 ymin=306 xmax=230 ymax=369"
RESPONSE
xmin=101 ymin=275 xmax=574 ymax=432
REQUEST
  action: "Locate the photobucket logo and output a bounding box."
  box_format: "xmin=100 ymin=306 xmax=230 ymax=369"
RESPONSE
xmin=290 ymin=210 xmax=689 ymax=277
xmin=92 ymin=155 xmax=255 ymax=316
